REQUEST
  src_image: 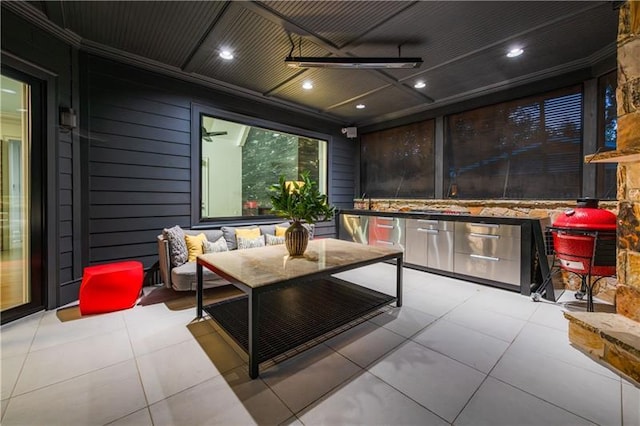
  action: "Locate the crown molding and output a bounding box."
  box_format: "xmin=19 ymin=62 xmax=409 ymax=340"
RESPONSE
xmin=1 ymin=1 xmax=82 ymax=46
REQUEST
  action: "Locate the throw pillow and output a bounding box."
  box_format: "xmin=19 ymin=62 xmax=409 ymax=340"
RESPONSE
xmin=235 ymin=227 xmax=261 ymax=239
xmin=237 ymin=235 xmax=266 ymax=250
xmin=222 ymin=225 xmax=258 ymax=250
xmin=203 ymin=237 xmax=229 ymax=253
xmin=162 ymin=225 xmax=188 ymax=267
xmin=265 ymin=234 xmax=285 ymax=246
xmin=275 ymin=225 xmax=288 ymax=237
xmin=185 ymin=233 xmax=207 ymax=262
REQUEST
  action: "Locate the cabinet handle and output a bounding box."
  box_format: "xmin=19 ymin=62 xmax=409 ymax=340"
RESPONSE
xmin=376 ymin=217 xmax=394 ymax=221
xmin=470 ymin=254 xmax=499 ymax=262
xmin=469 ymin=233 xmax=500 ymax=239
xmin=417 ymin=219 xmax=438 ymax=224
xmin=418 ymin=228 xmax=438 ymax=234
xmin=376 ymin=240 xmax=394 ymax=245
xmin=470 ymin=223 xmax=499 ymax=228
xmin=376 ymin=224 xmax=394 ymax=229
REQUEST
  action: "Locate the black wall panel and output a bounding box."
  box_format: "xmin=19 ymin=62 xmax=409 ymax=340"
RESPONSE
xmin=83 ymin=55 xmax=354 ymax=271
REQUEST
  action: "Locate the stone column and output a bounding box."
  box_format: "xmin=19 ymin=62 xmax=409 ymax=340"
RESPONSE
xmin=616 ymin=1 xmax=640 ymax=321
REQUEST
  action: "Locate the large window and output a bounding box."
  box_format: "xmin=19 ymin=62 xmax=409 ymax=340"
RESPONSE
xmin=360 ymin=120 xmax=435 ymax=198
xmin=596 ymin=70 xmax=617 ymax=199
xmin=200 ymin=114 xmax=327 ymax=219
xmin=444 ymin=85 xmax=583 ymax=199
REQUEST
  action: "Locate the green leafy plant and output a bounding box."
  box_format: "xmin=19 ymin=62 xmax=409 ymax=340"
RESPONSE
xmin=269 ymin=171 xmax=335 ymax=224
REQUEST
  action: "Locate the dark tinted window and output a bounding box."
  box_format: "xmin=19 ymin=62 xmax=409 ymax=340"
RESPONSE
xmin=360 ymin=120 xmax=435 ymax=198
xmin=444 ymin=85 xmax=583 ymax=199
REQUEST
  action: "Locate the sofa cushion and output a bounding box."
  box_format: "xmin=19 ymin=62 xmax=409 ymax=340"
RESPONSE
xmin=275 ymin=225 xmax=288 ymax=237
xmin=237 ymin=235 xmax=266 ymax=250
xmin=184 ymin=229 xmax=223 ymax=242
xmin=265 ymin=234 xmax=285 ymax=246
xmin=203 ymin=237 xmax=229 ymax=253
xmin=259 ymin=221 xmax=291 ymax=236
xmin=185 ymin=233 xmax=207 ymax=262
xmin=221 ymin=225 xmax=259 ymax=250
xmin=162 ymin=225 xmax=188 ymax=267
xmin=170 ymin=262 xmax=229 ymax=291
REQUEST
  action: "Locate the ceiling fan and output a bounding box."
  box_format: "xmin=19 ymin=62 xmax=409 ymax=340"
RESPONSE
xmin=201 ymin=126 xmax=228 ymax=142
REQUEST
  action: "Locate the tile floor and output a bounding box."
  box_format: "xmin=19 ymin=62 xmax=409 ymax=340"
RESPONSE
xmin=1 ymin=263 xmax=639 ymax=425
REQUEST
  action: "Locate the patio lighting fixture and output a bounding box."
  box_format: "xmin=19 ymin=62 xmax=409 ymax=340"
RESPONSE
xmin=302 ymin=81 xmax=313 ymax=90
xmin=219 ymin=50 xmax=234 ymax=60
xmin=414 ymin=81 xmax=426 ymax=89
xmin=506 ymin=48 xmax=524 ymax=58
xmin=356 ymin=104 xmax=366 ymax=109
xmin=285 ymin=56 xmax=423 ymax=69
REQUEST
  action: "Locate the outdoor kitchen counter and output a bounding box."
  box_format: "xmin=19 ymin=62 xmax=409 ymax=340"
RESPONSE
xmin=336 ymin=209 xmax=553 ymax=299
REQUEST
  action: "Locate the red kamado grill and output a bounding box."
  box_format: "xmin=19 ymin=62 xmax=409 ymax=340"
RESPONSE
xmin=550 ymin=198 xmax=617 ymax=311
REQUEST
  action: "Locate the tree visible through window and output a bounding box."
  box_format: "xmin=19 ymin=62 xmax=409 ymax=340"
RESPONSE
xmin=444 ymin=85 xmax=583 ymax=199
xmin=200 ymin=115 xmax=327 ymax=219
xmin=596 ymin=70 xmax=617 ymax=199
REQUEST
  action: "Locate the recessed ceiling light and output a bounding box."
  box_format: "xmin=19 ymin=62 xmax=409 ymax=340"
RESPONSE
xmin=2 ymin=88 xmax=17 ymax=94
xmin=356 ymin=104 xmax=366 ymax=109
xmin=506 ymin=48 xmax=524 ymax=58
xmin=414 ymin=81 xmax=426 ymax=89
xmin=302 ymin=81 xmax=313 ymax=90
xmin=219 ymin=50 xmax=234 ymax=60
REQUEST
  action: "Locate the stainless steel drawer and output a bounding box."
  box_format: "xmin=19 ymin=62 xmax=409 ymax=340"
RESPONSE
xmin=454 ymin=253 xmax=521 ymax=286
xmin=339 ymin=214 xmax=368 ymax=244
xmin=368 ymin=217 xmax=405 ymax=250
xmin=454 ymin=234 xmax=521 ymax=261
xmin=455 ymin=222 xmax=521 ymax=239
xmin=407 ymin=219 xmax=454 ymax=231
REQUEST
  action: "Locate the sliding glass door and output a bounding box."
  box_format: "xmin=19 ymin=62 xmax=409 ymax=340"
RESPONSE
xmin=1 ymin=68 xmax=44 ymax=323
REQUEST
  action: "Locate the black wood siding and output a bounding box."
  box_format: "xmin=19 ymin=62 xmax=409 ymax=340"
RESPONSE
xmin=83 ymin=55 xmax=354 ymax=269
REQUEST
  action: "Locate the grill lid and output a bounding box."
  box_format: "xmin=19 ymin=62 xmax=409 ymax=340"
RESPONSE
xmin=553 ymin=198 xmax=616 ymax=231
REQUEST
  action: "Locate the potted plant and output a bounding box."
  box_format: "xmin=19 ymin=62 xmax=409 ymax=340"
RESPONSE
xmin=269 ymin=171 xmax=335 ymax=256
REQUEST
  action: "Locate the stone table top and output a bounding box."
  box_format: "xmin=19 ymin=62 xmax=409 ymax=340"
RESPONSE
xmin=197 ymin=238 xmax=402 ymax=289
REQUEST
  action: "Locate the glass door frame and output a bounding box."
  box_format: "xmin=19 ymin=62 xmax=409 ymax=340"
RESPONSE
xmin=1 ymin=54 xmax=56 ymax=324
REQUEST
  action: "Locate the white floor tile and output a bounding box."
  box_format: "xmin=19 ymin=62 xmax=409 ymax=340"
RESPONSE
xmin=127 ymin=314 xmax=196 ymax=357
xmin=0 ymin=354 xmax=25 ymax=400
xmin=528 ymin=300 xmax=569 ymax=331
xmin=509 ymin=321 xmax=620 ymax=380
xmin=325 ymin=321 xmax=406 ymax=368
xmin=261 ymin=344 xmax=362 ymax=414
xmin=0 ymin=312 xmax=42 ymax=359
xmin=443 ymin=303 xmax=526 ymax=342
xmin=402 ymin=289 xmax=466 ymax=318
xmin=491 ymin=346 xmax=621 ymax=425
xmin=463 ymin=290 xmax=539 ymax=321
xmin=298 ymin=371 xmax=449 ymax=425
xmin=412 ymin=319 xmax=509 ymax=373
xmin=13 ymin=328 xmax=134 ymax=395
xmin=369 ymin=340 xmax=486 ymax=422
xmin=31 ymin=309 xmax=126 ymax=352
xmin=107 ymin=408 xmax=153 ymax=426
xmin=454 ymin=376 xmax=595 ymax=426
xmin=623 ymin=382 xmax=640 ymax=426
xmin=136 ymin=338 xmax=228 ymax=404
xmin=1 ymin=360 xmax=146 ymax=426
xmin=150 ymin=366 xmax=292 ymax=425
xmin=369 ymin=305 xmax=437 ymax=338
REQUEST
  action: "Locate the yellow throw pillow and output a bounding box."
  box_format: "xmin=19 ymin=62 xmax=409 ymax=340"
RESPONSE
xmin=185 ymin=233 xmax=207 ymax=262
xmin=275 ymin=225 xmax=288 ymax=237
xmin=235 ymin=227 xmax=261 ymax=240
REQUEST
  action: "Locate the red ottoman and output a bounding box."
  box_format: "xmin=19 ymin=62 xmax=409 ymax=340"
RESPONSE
xmin=79 ymin=261 xmax=143 ymax=315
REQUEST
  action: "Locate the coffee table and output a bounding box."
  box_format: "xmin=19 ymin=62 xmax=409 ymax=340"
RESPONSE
xmin=196 ymin=238 xmax=403 ymax=378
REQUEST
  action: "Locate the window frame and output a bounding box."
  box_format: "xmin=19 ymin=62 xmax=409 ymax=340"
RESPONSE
xmin=443 ymin=84 xmax=585 ymax=200
xmin=595 ymin=69 xmax=617 ymax=200
xmin=190 ymin=103 xmax=331 ymax=227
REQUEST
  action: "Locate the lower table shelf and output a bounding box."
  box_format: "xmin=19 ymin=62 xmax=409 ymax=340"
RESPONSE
xmin=203 ymin=277 xmax=396 ymax=364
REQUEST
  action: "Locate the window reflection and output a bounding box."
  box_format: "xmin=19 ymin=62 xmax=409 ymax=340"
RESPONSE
xmin=200 ymin=115 xmax=327 ymax=219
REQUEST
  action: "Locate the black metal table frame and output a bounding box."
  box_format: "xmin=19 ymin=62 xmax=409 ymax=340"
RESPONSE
xmin=196 ymin=251 xmax=403 ymax=379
